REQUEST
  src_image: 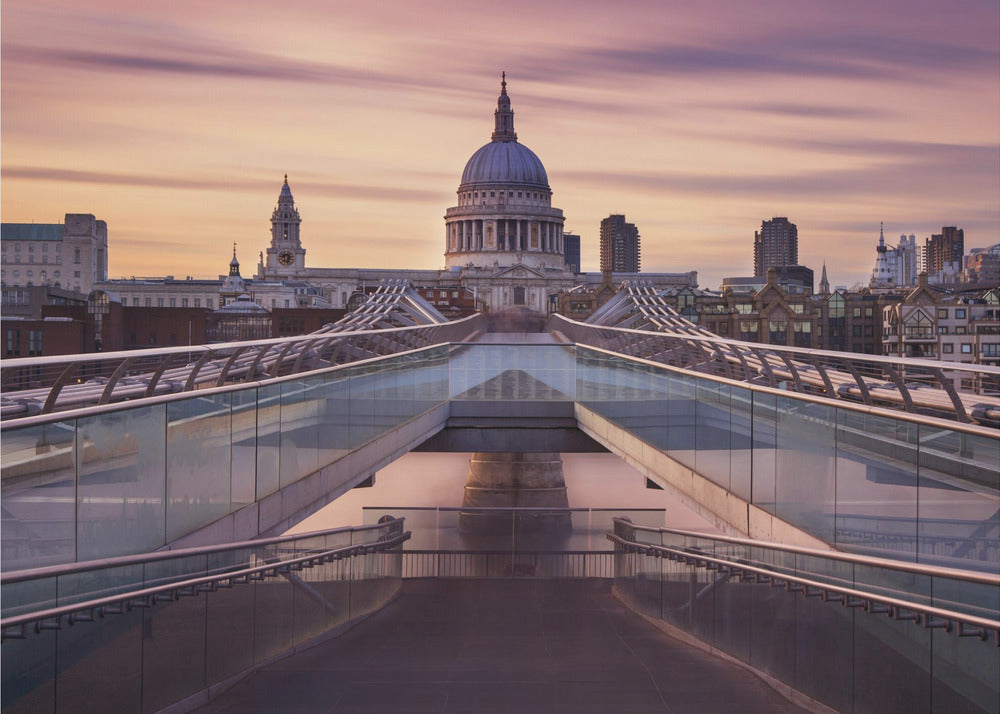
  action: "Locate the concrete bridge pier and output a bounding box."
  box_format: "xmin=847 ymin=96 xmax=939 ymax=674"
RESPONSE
xmin=459 ymin=452 xmax=572 ymax=542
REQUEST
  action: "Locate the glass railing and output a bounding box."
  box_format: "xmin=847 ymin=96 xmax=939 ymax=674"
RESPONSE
xmin=363 ymin=506 xmax=664 ymax=578
xmin=1 ymin=519 xmax=408 ymax=714
xmin=4 ymin=338 xmax=996 ymax=576
xmin=576 ymin=346 xmax=1000 ymax=571
xmin=1 ymin=346 xmax=449 ymax=571
xmin=611 ymin=519 xmax=999 ymax=714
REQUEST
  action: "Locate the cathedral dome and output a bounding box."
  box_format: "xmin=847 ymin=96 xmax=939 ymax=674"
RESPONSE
xmin=460 ymin=141 xmax=548 ymax=189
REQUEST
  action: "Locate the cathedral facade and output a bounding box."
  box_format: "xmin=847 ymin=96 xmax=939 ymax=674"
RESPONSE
xmin=254 ymin=76 xmax=695 ymax=313
xmin=98 ymin=76 xmax=696 ymax=317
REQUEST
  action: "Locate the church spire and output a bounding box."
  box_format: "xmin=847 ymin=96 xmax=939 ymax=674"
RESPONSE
xmin=819 ymin=260 xmax=830 ymax=294
xmin=491 ymin=71 xmax=517 ymax=142
xmin=229 ymin=243 xmax=241 ymax=276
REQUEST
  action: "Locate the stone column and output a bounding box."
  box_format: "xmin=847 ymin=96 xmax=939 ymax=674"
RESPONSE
xmin=459 ymin=452 xmax=572 ymax=541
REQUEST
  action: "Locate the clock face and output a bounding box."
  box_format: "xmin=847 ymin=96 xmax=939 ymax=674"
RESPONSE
xmin=278 ymin=250 xmax=295 ymax=266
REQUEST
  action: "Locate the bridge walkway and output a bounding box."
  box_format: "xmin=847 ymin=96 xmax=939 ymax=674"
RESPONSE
xmin=193 ymin=578 xmax=808 ymax=714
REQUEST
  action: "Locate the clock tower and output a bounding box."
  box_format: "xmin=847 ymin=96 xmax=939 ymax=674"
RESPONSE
xmin=264 ymin=175 xmax=305 ymax=275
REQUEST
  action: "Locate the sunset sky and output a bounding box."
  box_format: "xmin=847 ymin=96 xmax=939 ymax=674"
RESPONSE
xmin=2 ymin=0 xmax=998 ymax=290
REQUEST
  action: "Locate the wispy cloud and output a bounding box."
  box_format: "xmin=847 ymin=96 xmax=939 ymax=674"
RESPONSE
xmin=2 ymin=167 xmax=443 ymax=203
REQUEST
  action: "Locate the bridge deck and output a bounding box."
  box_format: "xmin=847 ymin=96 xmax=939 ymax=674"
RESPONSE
xmin=194 ymin=579 xmax=808 ymax=714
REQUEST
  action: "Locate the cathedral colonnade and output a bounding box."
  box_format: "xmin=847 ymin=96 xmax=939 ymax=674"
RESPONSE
xmin=448 ymin=218 xmax=564 ymax=254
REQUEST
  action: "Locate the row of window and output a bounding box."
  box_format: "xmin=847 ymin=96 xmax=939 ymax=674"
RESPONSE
xmin=2 ymin=255 xmax=64 ymax=265
xmin=129 ymin=297 xmax=215 ymax=308
xmin=5 ymin=329 xmax=42 ymax=357
xmin=937 ymin=308 xmax=968 ymax=319
xmin=2 ymin=244 xmax=81 ymax=263
xmin=463 ymin=190 xmax=544 ymax=201
xmin=2 ymin=243 xmax=62 ymax=252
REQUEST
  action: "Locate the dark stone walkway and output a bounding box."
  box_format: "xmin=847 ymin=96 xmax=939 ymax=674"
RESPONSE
xmin=195 ymin=579 xmax=810 ymax=714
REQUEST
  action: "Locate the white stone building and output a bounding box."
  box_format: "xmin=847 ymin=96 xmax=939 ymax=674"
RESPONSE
xmin=0 ymin=214 xmax=108 ymax=295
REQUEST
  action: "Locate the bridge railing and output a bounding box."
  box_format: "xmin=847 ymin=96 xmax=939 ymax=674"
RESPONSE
xmin=573 ymin=343 xmax=999 ymax=570
xmin=1 ymin=518 xmax=409 ymax=714
xmin=610 ymin=518 xmax=999 ymax=714
xmin=549 ymin=314 xmax=1000 ymax=426
xmin=1 ymin=344 xmax=452 ymax=571
xmin=0 ymin=314 xmax=484 ymax=421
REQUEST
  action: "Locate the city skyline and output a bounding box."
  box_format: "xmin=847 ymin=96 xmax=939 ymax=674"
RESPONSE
xmin=2 ymin=0 xmax=998 ymax=290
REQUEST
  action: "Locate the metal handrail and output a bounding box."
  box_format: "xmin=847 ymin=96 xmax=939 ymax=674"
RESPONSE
xmin=575 ymin=342 xmax=999 ymax=438
xmin=552 ymin=313 xmax=1000 ymax=426
xmin=0 ymin=338 xmax=452 ymax=431
xmin=551 ymin=314 xmax=1000 ymax=378
xmin=0 ymin=313 xmax=484 ymax=422
xmin=1 ymin=529 xmax=411 ymax=640
xmin=0 ymin=519 xmax=404 ymax=585
xmin=607 ymin=533 xmax=1000 ymax=645
xmin=611 ymin=519 xmax=1000 ymax=586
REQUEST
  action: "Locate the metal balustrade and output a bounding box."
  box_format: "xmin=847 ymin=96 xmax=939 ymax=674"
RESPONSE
xmin=0 ymin=313 xmax=483 ymax=420
xmin=551 ymin=313 xmax=1000 ymax=426
xmin=1 ymin=519 xmax=409 ymax=714
xmin=610 ymin=519 xmax=1000 ymax=713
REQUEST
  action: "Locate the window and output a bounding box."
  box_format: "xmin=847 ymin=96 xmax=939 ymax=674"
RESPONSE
xmin=157 ymin=298 xmax=164 ymax=307
xmin=28 ymin=330 xmax=41 ymax=356
xmin=955 ymin=308 xmax=966 ymax=319
xmin=736 ymin=303 xmax=753 ymax=314
xmin=206 ymin=299 xmax=213 ymax=309
xmin=194 ymin=298 xmax=201 ymax=307
xmin=938 ymin=326 xmax=948 ymax=334
xmin=791 ymin=304 xmax=804 ymax=314
xmin=132 ymin=297 xmax=139 ymax=306
xmin=828 ymin=294 xmax=845 ymax=318
xmin=853 ymin=308 xmax=862 ymax=318
xmin=181 ymin=298 xmax=188 ymax=307
xmin=983 ymin=344 xmax=1000 ymax=357
xmin=169 ymin=298 xmax=176 ymax=307
xmin=937 ymin=308 xmax=949 ymax=319
xmin=956 ymin=326 xmax=966 ymax=334
xmin=793 ymin=321 xmax=811 ymax=347
xmin=145 ymin=298 xmax=151 ymax=307
xmin=74 ymin=248 xmax=81 ymax=264
xmin=942 ymin=344 xmax=954 ymax=353
xmin=961 ymin=344 xmax=971 ymax=354
xmin=852 ymin=325 xmax=862 ymax=337
xmin=6 ymin=329 xmax=20 ymax=356
xmin=73 ymin=271 xmax=80 ymax=278
xmin=739 ymin=321 xmax=758 ymax=341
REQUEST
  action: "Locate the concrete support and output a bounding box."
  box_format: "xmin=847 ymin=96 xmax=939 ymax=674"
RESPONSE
xmin=460 ymin=452 xmax=571 ymax=538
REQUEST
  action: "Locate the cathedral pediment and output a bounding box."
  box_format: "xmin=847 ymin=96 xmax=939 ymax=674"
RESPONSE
xmin=492 ymin=263 xmax=547 ymax=280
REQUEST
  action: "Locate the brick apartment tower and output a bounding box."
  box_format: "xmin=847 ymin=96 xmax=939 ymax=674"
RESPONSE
xmin=600 ymin=214 xmax=641 ymax=273
xmin=754 ymin=217 xmax=798 ymax=277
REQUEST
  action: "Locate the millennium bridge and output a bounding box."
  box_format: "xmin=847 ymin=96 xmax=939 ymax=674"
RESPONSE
xmin=2 ymin=281 xmax=997 ymax=713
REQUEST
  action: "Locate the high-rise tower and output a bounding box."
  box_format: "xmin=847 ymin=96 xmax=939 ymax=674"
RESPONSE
xmin=924 ymin=226 xmax=964 ymax=276
xmin=753 ymin=217 xmax=797 ymax=276
xmin=600 ymin=214 xmax=641 ymax=273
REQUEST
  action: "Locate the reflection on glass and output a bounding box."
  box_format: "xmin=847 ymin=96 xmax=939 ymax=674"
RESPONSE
xmin=77 ymin=406 xmax=166 ymax=560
